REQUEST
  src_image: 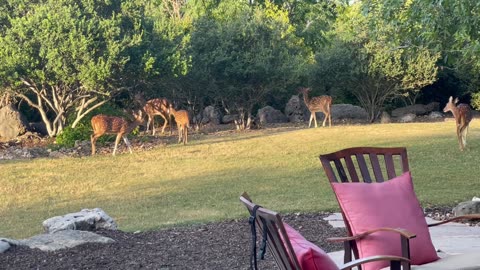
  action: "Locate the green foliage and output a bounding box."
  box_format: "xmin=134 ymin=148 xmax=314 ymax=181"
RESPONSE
xmin=55 ymin=125 xmax=91 ymax=148
xmin=471 ymin=92 xmax=480 ymax=110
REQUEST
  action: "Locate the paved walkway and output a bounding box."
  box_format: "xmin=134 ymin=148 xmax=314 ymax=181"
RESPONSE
xmin=324 ymin=213 xmax=480 ymax=267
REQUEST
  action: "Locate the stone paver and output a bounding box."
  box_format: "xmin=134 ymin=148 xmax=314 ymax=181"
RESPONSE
xmin=324 ymin=213 xmax=480 ymax=267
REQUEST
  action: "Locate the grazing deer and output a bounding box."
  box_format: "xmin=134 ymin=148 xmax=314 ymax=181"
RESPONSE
xmin=298 ymin=87 xmax=332 ymax=128
xmin=134 ymin=93 xmax=172 ymax=136
xmin=443 ymin=96 xmax=473 ymax=151
xmin=168 ymin=104 xmax=191 ymax=145
xmin=90 ymin=110 xmax=145 ymax=156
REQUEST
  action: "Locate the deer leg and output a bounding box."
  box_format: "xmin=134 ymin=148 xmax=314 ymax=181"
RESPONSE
xmin=160 ymin=113 xmax=168 ymax=135
xmin=322 ymin=113 xmax=327 ymax=127
xmin=123 ymin=136 xmax=133 ymax=154
xmin=308 ymin=114 xmax=313 ymax=128
xmin=90 ymin=134 xmax=99 ymax=156
xmin=184 ymin=127 xmax=188 ymax=145
xmin=456 ymin=127 xmax=464 ymax=151
xmin=328 ymin=111 xmax=332 ymax=127
xmin=113 ymin=133 xmax=123 ymax=156
xmin=151 ymin=116 xmax=156 ymax=136
xmin=146 ymin=116 xmax=152 ymax=135
xmin=313 ymin=113 xmax=318 ymax=128
xmin=178 ymin=124 xmax=182 ymax=144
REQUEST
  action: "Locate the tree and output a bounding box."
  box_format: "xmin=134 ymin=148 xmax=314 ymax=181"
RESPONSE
xmin=0 ymin=0 xmax=167 ymax=136
xmin=186 ymin=0 xmax=312 ymax=129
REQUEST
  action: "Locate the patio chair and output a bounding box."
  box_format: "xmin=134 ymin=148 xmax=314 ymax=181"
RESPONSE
xmin=319 ymin=146 xmax=480 ymax=270
xmin=240 ymin=192 xmax=410 ymax=270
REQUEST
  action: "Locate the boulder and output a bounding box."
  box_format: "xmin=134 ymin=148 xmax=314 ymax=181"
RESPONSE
xmin=0 ymin=240 xmax=10 ymax=253
xmin=28 ymin=122 xmax=48 ymax=136
xmin=0 ymin=104 xmax=29 ymax=139
xmin=285 ymin=95 xmax=309 ymax=123
xmin=222 ymin=114 xmax=238 ymax=124
xmin=257 ymin=106 xmax=288 ymax=124
xmin=428 ymin=111 xmax=443 ymax=120
xmin=453 ymin=200 xmax=480 ymax=216
xmin=399 ymin=113 xmax=416 ymax=123
xmin=43 ymin=208 xmax=118 ymax=234
xmin=7 ymin=230 xmax=114 ymax=252
xmin=330 ymin=104 xmax=368 ymax=120
xmin=201 ymin=106 xmax=222 ymax=125
xmin=391 ymin=102 xmax=440 ymax=117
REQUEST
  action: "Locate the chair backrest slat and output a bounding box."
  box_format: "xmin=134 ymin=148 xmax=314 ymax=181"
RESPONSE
xmin=333 ymin=159 xmax=348 ymax=182
xmin=344 ymin=156 xmax=360 ymax=182
xmin=355 ymin=153 xmax=373 ymax=183
xmin=369 ymin=153 xmax=385 ymax=182
xmin=384 ymin=153 xmax=396 ymax=179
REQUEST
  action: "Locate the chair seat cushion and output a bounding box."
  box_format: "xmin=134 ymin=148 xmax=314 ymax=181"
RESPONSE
xmin=380 ymin=252 xmax=480 ymax=270
xmin=283 ymin=223 xmax=339 ymax=270
xmin=331 ymin=171 xmax=439 ymax=270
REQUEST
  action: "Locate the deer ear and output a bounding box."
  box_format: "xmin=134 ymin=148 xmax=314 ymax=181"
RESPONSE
xmin=448 ymin=96 xmax=453 ymax=103
xmin=454 ymin=98 xmax=459 ymax=104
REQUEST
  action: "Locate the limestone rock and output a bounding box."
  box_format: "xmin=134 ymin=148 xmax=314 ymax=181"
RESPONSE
xmin=392 ymin=102 xmax=440 ymax=117
xmin=257 ymin=106 xmax=288 ymax=124
xmin=330 ymin=104 xmax=368 ymax=120
xmin=453 ymin=200 xmax=480 ymax=216
xmin=17 ymin=230 xmax=114 ymax=252
xmin=380 ymin=111 xmax=392 ymax=124
xmin=0 ymin=104 xmax=29 ymax=139
xmin=43 ymin=208 xmax=118 ymax=233
xmin=285 ymin=95 xmax=309 ymax=123
xmin=0 ymin=240 xmax=11 ymax=253
xmin=201 ymin=106 xmax=222 ymax=125
xmin=428 ymin=111 xmax=444 ymax=120
xmin=399 ymin=113 xmax=416 ymax=123
xmin=222 ymin=114 xmax=238 ymax=124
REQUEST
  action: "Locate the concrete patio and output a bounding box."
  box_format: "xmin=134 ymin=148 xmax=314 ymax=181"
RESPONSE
xmin=324 ymin=213 xmax=480 ymax=267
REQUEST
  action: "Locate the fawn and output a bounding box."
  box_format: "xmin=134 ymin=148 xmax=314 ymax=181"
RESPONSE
xmin=168 ymin=104 xmax=190 ymax=145
xmin=443 ymin=96 xmax=472 ymax=151
xmin=298 ymin=87 xmax=332 ymax=128
xmin=90 ymin=110 xmax=145 ymax=156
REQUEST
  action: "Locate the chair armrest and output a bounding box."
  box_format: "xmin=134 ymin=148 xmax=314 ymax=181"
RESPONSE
xmin=327 ymin=227 xmax=416 ymax=242
xmin=427 ymin=214 xmax=480 ymax=227
xmin=340 ymin=255 xmax=410 ymax=270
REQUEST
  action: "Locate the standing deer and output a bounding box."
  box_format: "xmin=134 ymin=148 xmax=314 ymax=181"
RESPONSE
xmin=134 ymin=93 xmax=172 ymax=135
xmin=168 ymin=104 xmax=191 ymax=145
xmin=91 ymin=110 xmax=145 ymax=156
xmin=443 ymin=96 xmax=473 ymax=151
xmin=298 ymin=87 xmax=332 ymax=128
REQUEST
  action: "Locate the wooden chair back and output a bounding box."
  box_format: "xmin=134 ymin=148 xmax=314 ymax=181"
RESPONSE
xmin=319 ymin=147 xmax=409 ymax=184
xmin=319 ymin=147 xmax=410 ymax=269
xmin=240 ymin=192 xmax=301 ymax=270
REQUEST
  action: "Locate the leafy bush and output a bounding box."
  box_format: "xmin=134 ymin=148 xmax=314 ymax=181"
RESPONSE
xmin=471 ymin=92 xmax=480 ymax=110
xmin=55 ymin=124 xmax=91 ymax=148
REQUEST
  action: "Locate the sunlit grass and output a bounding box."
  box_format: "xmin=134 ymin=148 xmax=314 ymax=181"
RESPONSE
xmin=1 ymin=121 xmax=480 ymax=238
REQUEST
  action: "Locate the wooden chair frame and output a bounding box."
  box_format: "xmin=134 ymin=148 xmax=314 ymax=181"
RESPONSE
xmin=240 ymin=192 xmax=409 ymax=270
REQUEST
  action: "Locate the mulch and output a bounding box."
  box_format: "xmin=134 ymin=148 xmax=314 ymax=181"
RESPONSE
xmin=0 ymin=213 xmax=345 ymax=270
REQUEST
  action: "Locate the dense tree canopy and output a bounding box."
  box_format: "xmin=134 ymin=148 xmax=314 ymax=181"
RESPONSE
xmin=0 ymin=0 xmax=479 ymax=136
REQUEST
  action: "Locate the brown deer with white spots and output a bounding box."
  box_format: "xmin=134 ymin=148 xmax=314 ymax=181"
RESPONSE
xmin=134 ymin=93 xmax=172 ymax=135
xmin=443 ymin=96 xmax=473 ymax=151
xmin=168 ymin=104 xmax=190 ymax=145
xmin=298 ymin=87 xmax=332 ymax=128
xmin=90 ymin=110 xmax=145 ymax=156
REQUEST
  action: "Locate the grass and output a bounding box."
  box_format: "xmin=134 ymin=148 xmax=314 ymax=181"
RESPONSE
xmin=1 ymin=121 xmax=480 ymax=238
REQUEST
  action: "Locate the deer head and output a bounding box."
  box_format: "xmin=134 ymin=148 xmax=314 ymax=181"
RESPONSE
xmin=443 ymin=96 xmax=459 ymax=113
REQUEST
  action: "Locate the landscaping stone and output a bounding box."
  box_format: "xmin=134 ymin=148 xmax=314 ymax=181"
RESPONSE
xmin=285 ymin=95 xmax=309 ymax=123
xmin=0 ymin=240 xmax=10 ymax=253
xmin=16 ymin=230 xmax=114 ymax=252
xmin=0 ymin=104 xmax=29 ymax=140
xmin=399 ymin=113 xmax=416 ymax=123
xmin=453 ymin=200 xmax=480 ymax=216
xmin=43 ymin=208 xmax=118 ymax=233
xmin=257 ymin=106 xmax=288 ymax=124
xmin=391 ymin=102 xmax=440 ymax=117
xmin=330 ymin=104 xmax=368 ymax=120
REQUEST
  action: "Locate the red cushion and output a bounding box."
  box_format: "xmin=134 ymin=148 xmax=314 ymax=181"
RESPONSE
xmin=283 ymin=223 xmax=339 ymax=270
xmin=331 ymin=171 xmax=439 ymax=270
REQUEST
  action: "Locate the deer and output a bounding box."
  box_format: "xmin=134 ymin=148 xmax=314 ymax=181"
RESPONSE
xmin=168 ymin=104 xmax=191 ymax=145
xmin=443 ymin=96 xmax=473 ymax=151
xmin=90 ymin=109 xmax=145 ymax=156
xmin=134 ymin=93 xmax=172 ymax=136
xmin=298 ymin=87 xmax=332 ymax=128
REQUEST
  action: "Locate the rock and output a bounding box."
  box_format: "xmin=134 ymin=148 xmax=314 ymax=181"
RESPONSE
xmin=330 ymin=104 xmax=368 ymax=120
xmin=0 ymin=104 xmax=29 ymax=140
xmin=43 ymin=208 xmax=118 ymax=233
xmin=222 ymin=114 xmax=238 ymax=124
xmin=399 ymin=113 xmax=416 ymax=123
xmin=285 ymin=95 xmax=309 ymax=123
xmin=380 ymin=111 xmax=392 ymax=124
xmin=0 ymin=240 xmax=10 ymax=253
xmin=16 ymin=230 xmax=114 ymax=252
xmin=453 ymin=200 xmax=480 ymax=216
xmin=428 ymin=111 xmax=443 ymax=120
xmin=201 ymin=106 xmax=222 ymax=125
xmin=257 ymin=106 xmax=288 ymax=124
xmin=28 ymin=122 xmax=48 ymax=136
xmin=391 ymin=102 xmax=440 ymax=117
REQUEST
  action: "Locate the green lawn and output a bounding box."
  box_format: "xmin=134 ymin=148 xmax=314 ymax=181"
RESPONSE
xmin=1 ymin=121 xmax=480 ymax=238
